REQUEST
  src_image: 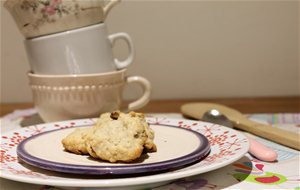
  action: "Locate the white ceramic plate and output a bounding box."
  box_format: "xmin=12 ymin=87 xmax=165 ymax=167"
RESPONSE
xmin=1 ymin=117 xmax=249 ymax=189
xmin=16 ymin=125 xmax=210 ymax=175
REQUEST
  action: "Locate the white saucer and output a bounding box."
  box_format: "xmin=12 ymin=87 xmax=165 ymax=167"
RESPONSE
xmin=17 ymin=124 xmax=210 ymax=175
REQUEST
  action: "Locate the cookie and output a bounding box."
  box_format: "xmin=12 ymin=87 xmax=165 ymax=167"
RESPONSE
xmin=61 ymin=127 xmax=90 ymax=155
xmin=85 ymin=111 xmax=156 ymax=163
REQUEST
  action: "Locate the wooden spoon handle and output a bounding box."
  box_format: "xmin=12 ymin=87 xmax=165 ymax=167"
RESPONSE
xmin=237 ymin=118 xmax=300 ymax=150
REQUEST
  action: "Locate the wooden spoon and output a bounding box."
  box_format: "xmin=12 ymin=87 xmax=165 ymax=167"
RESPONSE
xmin=181 ymin=102 xmax=300 ymax=150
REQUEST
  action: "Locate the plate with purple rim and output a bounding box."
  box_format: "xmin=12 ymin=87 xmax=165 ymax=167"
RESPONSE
xmin=1 ymin=117 xmax=249 ymax=189
xmin=16 ymin=123 xmax=210 ymax=175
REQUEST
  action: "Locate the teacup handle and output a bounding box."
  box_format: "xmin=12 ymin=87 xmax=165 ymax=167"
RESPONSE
xmin=103 ymin=0 xmax=121 ymax=19
xmin=108 ymin=33 xmax=135 ymax=70
xmin=125 ymin=76 xmax=151 ymax=111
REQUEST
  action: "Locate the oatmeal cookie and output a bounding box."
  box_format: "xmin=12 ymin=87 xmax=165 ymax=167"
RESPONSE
xmin=62 ymin=127 xmax=90 ymax=155
xmin=85 ymin=111 xmax=157 ymax=163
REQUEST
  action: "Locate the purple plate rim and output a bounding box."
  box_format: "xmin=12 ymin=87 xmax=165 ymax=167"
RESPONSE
xmin=17 ymin=124 xmax=210 ymax=175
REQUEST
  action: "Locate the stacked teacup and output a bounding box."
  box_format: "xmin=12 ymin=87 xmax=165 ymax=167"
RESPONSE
xmin=5 ymin=0 xmax=151 ymax=122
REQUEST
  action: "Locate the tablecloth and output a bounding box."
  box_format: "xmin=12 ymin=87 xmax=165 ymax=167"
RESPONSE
xmin=1 ymin=109 xmax=299 ymax=190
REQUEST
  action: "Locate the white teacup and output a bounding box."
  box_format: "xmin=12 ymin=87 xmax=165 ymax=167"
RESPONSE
xmin=27 ymin=69 xmax=151 ymax=122
xmin=24 ymin=23 xmax=134 ymax=75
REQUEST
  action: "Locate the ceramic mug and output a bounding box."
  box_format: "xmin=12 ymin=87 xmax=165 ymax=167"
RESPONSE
xmin=24 ymin=23 xmax=134 ymax=75
xmin=4 ymin=0 xmax=120 ymax=38
xmin=27 ymin=69 xmax=151 ymax=122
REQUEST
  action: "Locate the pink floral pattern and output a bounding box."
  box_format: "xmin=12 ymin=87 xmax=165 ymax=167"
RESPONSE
xmin=20 ymin=0 xmax=80 ymax=28
xmin=41 ymin=0 xmax=63 ymax=15
xmin=147 ymin=118 xmax=249 ymax=168
xmin=0 ymin=119 xmax=96 ymax=179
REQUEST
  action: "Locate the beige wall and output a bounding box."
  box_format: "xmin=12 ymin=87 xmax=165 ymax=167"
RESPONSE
xmin=1 ymin=0 xmax=299 ymax=103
